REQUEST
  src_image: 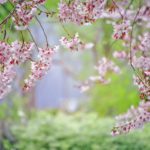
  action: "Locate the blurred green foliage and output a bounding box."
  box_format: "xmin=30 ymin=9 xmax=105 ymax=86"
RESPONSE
xmin=0 ymin=94 xmax=27 ymax=121
xmin=89 ymin=67 xmax=139 ymax=116
xmin=45 ymin=0 xmax=60 ymax=11
xmin=2 ymin=112 xmax=150 ymax=150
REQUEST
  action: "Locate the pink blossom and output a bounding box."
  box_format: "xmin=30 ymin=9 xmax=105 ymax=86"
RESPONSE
xmin=0 ymin=40 xmax=58 ymax=98
xmin=0 ymin=65 xmax=16 ymax=99
xmin=23 ymin=46 xmax=58 ymax=91
xmin=80 ymin=57 xmax=120 ymax=93
xmin=133 ymin=56 xmax=150 ymax=70
xmin=113 ymin=20 xmax=131 ymax=40
xmin=59 ymin=0 xmax=106 ymax=25
xmin=133 ymin=75 xmax=150 ymax=101
xmin=112 ymin=101 xmax=150 ymax=136
xmin=113 ymin=51 xmax=127 ymax=60
xmin=0 ymin=0 xmax=7 ymax=4
xmin=60 ymin=33 xmax=93 ymax=51
xmin=12 ymin=0 xmax=46 ymax=30
xmin=93 ymin=57 xmax=120 ymax=83
xmin=78 ymin=83 xmax=90 ymax=93
xmin=10 ymin=41 xmax=34 ymax=64
xmin=139 ymin=32 xmax=150 ymax=52
xmin=0 ymin=41 xmax=11 ymax=64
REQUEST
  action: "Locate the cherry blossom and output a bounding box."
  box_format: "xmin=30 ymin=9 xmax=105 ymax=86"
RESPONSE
xmin=112 ymin=101 xmax=150 ymax=136
xmin=10 ymin=41 xmax=34 ymax=64
xmin=0 ymin=41 xmax=34 ymax=98
xmin=113 ymin=20 xmax=131 ymax=40
xmin=23 ymin=46 xmax=58 ymax=91
xmin=78 ymin=57 xmax=120 ymax=93
xmin=0 ymin=41 xmax=11 ymax=65
xmin=0 ymin=39 xmax=58 ymax=98
xmin=139 ymin=32 xmax=150 ymax=52
xmin=0 ymin=0 xmax=7 ymax=4
xmin=113 ymin=51 xmax=127 ymax=60
xmin=0 ymin=65 xmax=16 ymax=99
xmin=59 ymin=0 xmax=106 ymax=25
xmin=89 ymin=57 xmax=120 ymax=84
xmin=133 ymin=76 xmax=150 ymax=101
xmin=12 ymin=0 xmax=46 ymax=30
xmin=60 ymin=33 xmax=93 ymax=51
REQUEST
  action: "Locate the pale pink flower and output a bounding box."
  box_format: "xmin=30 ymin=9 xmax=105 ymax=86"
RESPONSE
xmin=112 ymin=101 xmax=150 ymax=136
xmin=60 ymin=33 xmax=93 ymax=51
xmin=113 ymin=51 xmax=127 ymax=60
xmin=113 ymin=20 xmax=131 ymax=40
xmin=23 ymin=46 xmax=58 ymax=91
xmin=0 ymin=0 xmax=7 ymax=4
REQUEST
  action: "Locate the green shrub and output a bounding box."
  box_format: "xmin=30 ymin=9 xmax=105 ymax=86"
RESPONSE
xmin=4 ymin=112 xmax=150 ymax=150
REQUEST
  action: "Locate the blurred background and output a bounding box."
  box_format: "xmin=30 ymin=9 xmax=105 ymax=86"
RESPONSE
xmin=1 ymin=1 xmax=149 ymax=150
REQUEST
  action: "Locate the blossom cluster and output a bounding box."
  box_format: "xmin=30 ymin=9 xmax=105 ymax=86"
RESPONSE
xmin=59 ymin=0 xmax=106 ymax=25
xmin=23 ymin=46 xmax=58 ymax=91
xmin=12 ymin=0 xmax=46 ymax=30
xmin=0 ymin=40 xmax=57 ymax=99
xmin=113 ymin=51 xmax=127 ymax=60
xmin=0 ymin=0 xmax=46 ymax=29
xmin=79 ymin=57 xmax=120 ymax=93
xmin=0 ymin=65 xmax=16 ymax=99
xmin=112 ymin=21 xmax=131 ymax=40
xmin=89 ymin=57 xmax=120 ymax=84
xmin=133 ymin=76 xmax=150 ymax=101
xmin=60 ymin=33 xmax=93 ymax=51
xmin=112 ymin=101 xmax=150 ymax=136
xmin=0 ymin=0 xmax=6 ymax=4
xmin=0 ymin=41 xmax=34 ymax=98
xmin=0 ymin=41 xmax=34 ymax=66
xmin=111 ymin=32 xmax=150 ymax=135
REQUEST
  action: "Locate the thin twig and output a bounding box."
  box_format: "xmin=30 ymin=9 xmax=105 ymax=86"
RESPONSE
xmin=112 ymin=0 xmax=124 ymax=19
xmin=124 ymin=0 xmax=134 ymax=16
xmin=35 ymin=16 xmax=49 ymax=47
xmin=27 ymin=28 xmax=39 ymax=51
xmin=36 ymin=6 xmax=56 ymax=17
xmin=61 ymin=23 xmax=72 ymax=38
